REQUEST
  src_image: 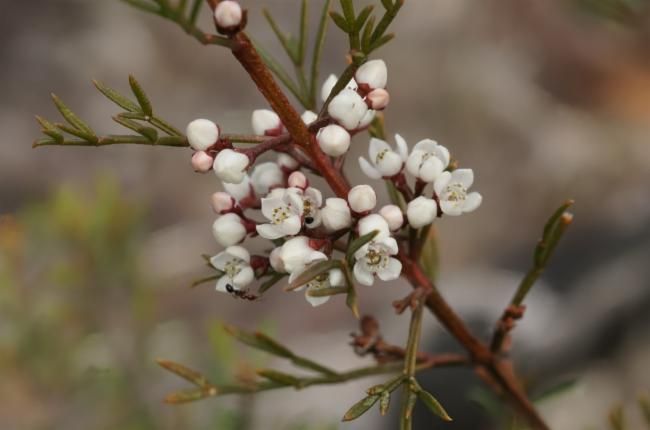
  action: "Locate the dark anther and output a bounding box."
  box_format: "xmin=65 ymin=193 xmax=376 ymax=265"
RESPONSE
xmin=305 ymin=216 xmax=314 ymax=224
xmin=226 ymin=283 xmax=235 ymax=293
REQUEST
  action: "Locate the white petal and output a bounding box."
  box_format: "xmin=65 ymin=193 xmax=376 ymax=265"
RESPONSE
xmin=353 ymin=262 xmax=375 ymax=286
xmin=278 ymin=215 xmax=302 ymax=235
xmin=419 ymin=157 xmax=444 ymax=182
xmin=433 ymin=144 xmax=451 ymax=168
xmin=216 ymin=276 xmax=232 ymax=293
xmin=209 ymin=252 xmax=230 ymax=271
xmin=405 ymin=150 xmax=425 ymax=177
xmin=305 ymin=251 xmax=328 ymax=265
xmin=261 ymin=197 xmax=286 ymax=220
xmin=329 ymin=269 xmax=345 ymax=287
xmin=359 ymin=157 xmax=382 ymax=179
xmin=463 ymin=192 xmax=482 ymax=213
xmin=306 ymin=187 xmax=323 ymax=207
xmin=305 ymin=290 xmax=330 ymax=307
xmin=225 ymin=245 xmax=250 ymax=263
xmin=434 ymin=171 xmax=452 ymax=195
xmin=354 ymin=243 xmax=371 ymax=260
xmin=376 ymin=151 xmax=403 ymax=177
xmin=321 ymin=74 xmax=338 ymax=102
xmin=412 ymin=139 xmax=438 ymax=153
xmin=368 ymin=137 xmax=390 ymax=161
xmin=256 ymin=223 xmax=285 ymax=239
xmin=452 ymin=168 xmax=474 ymax=188
xmin=440 ymin=200 xmax=463 ymax=216
xmin=233 ymin=266 xmax=254 ymax=286
xmin=382 ymin=237 xmax=399 ymax=255
xmin=394 ymin=134 xmax=409 ymax=161
xmin=378 ymin=258 xmax=402 ymax=281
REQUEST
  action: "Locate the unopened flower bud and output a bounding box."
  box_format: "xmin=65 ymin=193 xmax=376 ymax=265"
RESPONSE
xmin=358 ymin=213 xmax=390 ymax=240
xmin=250 ymin=162 xmax=283 ymax=196
xmin=212 ymin=213 xmax=247 ymax=247
xmin=277 ymin=153 xmax=299 ymax=171
xmin=191 ymin=151 xmax=214 ymax=172
xmin=252 ymin=109 xmax=283 ymax=136
xmin=186 ymin=119 xmax=219 ymax=151
xmin=213 ymin=149 xmax=249 ymax=184
xmin=355 ymin=59 xmax=388 ymax=91
xmin=348 ymin=185 xmax=377 ymax=213
xmin=211 ymin=191 xmax=234 ymax=214
xmin=379 ymin=204 xmax=404 ymax=231
xmin=407 ymin=196 xmax=438 ymax=228
xmin=366 ymin=88 xmax=390 ymax=110
xmin=357 ymin=109 xmax=376 ymax=130
xmin=327 ymin=89 xmax=368 ymax=130
xmin=321 ymin=198 xmax=352 ymax=232
xmin=288 ymin=171 xmax=308 ymax=189
xmin=317 ymin=124 xmax=351 ymax=156
xmin=269 ymin=247 xmax=285 ymax=272
xmin=214 ymin=0 xmax=242 ymax=29
xmin=321 ymin=74 xmax=358 ymax=102
xmin=301 ymin=110 xmax=318 ymax=125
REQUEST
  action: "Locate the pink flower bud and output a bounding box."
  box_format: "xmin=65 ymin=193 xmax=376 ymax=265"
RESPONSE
xmin=191 ymin=151 xmax=214 ymax=173
xmin=252 ymin=109 xmax=284 ymax=136
xmin=355 ymin=59 xmax=388 ymax=92
xmin=366 ymin=88 xmax=390 ymax=110
xmin=347 ymin=185 xmax=377 ymax=213
xmin=214 ymin=1 xmax=242 ymax=29
xmin=288 ymin=171 xmax=308 ymax=189
xmin=211 ymin=191 xmax=234 ymax=214
xmin=379 ymin=204 xmax=404 ymax=231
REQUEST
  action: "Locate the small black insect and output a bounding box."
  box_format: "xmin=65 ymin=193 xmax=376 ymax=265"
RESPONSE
xmin=225 ymin=284 xmax=259 ymax=301
xmin=305 ymin=216 xmax=315 ymax=225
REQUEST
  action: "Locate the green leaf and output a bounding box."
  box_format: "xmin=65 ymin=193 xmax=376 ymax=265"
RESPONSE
xmin=355 ymin=5 xmax=374 ymax=31
xmin=368 ymin=33 xmax=395 ymax=53
xmin=330 ymin=11 xmax=349 ymax=32
xmin=122 ymin=0 xmax=161 ymax=14
xmin=419 ymin=225 xmax=439 ymax=281
xmin=339 ymin=0 xmax=355 ymax=23
xmin=113 ymin=116 xmax=158 ymax=142
xmin=361 ymin=14 xmax=376 ymax=53
xmin=55 ymin=123 xmax=96 ymax=141
xmin=342 ymin=394 xmax=380 ymax=422
xmin=93 ymin=79 xmax=140 ymax=112
xmin=164 ymin=387 xmax=217 ymax=404
xmin=404 ymin=390 xmax=418 ymax=420
xmin=381 ymin=0 xmax=393 ymax=9
xmin=346 ymin=230 xmax=379 ymax=264
xmin=128 ymin=75 xmax=153 ymax=116
xmin=535 ymin=200 xmax=574 ymax=266
xmin=189 ymin=274 xmax=220 ymax=289
xmin=417 ymin=389 xmax=452 ymax=421
xmin=379 ymin=391 xmax=391 ymax=416
xmin=35 ymin=116 xmax=64 ymax=143
xmin=286 ymin=259 xmax=341 ymax=290
xmin=306 ymin=286 xmax=349 ymax=297
xmin=223 ymin=325 xmax=294 ymax=359
xmin=298 ymin=0 xmax=308 ymax=64
xmin=157 ymin=359 xmax=211 ymax=388
xmin=51 ymin=94 xmax=96 ymax=141
xmin=340 ymin=264 xmax=360 ymax=319
xmin=188 ymin=0 xmax=203 ymax=26
xmin=259 ymin=272 xmax=286 ymax=294
xmin=257 ymin=369 xmax=301 ymax=387
xmin=310 ymin=0 xmax=331 ymax=105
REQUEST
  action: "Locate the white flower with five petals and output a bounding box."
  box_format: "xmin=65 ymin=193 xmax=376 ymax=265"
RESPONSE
xmin=287 ymin=186 xmax=323 ymax=229
xmin=275 ymin=236 xmax=327 ymax=280
xmin=359 ymin=134 xmax=409 ymax=179
xmin=256 ymin=190 xmax=303 ymax=239
xmin=353 ymin=237 xmax=402 ymax=286
xmin=434 ymin=169 xmax=482 ymax=216
xmin=405 ymin=139 xmax=450 ymax=183
xmin=210 ymin=246 xmax=254 ymax=293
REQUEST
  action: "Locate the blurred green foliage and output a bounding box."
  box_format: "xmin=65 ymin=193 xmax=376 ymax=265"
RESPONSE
xmin=0 ymin=178 xmax=333 ymax=430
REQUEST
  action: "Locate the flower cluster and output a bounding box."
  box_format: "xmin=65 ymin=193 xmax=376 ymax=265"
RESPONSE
xmin=186 ymin=58 xmax=481 ymax=308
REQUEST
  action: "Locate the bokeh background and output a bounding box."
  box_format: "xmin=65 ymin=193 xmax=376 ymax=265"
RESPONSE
xmin=1 ymin=1 xmax=650 ymax=429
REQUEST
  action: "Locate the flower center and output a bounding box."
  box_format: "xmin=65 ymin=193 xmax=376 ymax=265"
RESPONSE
xmin=271 ymin=205 xmax=292 ymax=224
xmin=307 ymin=272 xmax=329 ymax=289
xmin=223 ymin=258 xmax=243 ymax=279
xmin=443 ymin=183 xmax=467 ymax=202
xmin=365 ymin=247 xmax=387 ymax=269
xmin=375 ymin=149 xmax=389 ymax=164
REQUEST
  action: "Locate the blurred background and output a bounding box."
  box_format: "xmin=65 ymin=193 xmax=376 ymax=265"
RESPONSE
xmin=1 ymin=0 xmax=650 ymax=429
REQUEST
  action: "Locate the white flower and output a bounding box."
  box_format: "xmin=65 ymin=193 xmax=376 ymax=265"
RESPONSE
xmin=301 ymin=110 xmax=318 ymax=125
xmin=287 ymin=171 xmax=308 ymax=189
xmin=348 ymin=184 xmax=377 ymax=213
xmin=359 ymin=134 xmax=408 ymax=179
xmin=250 ymin=162 xmax=283 ymax=196
xmin=407 ymin=196 xmax=438 ymax=228
xmin=223 ymin=174 xmax=253 ymax=202
xmin=276 ymin=236 xmax=327 ymax=277
xmin=288 ymin=186 xmax=323 ymax=229
xmin=211 ymin=191 xmax=234 ymax=214
xmin=434 ymin=169 xmax=482 ymax=216
xmin=321 ymin=74 xmax=358 ymax=102
xmin=212 ymin=213 xmax=247 ymax=247
xmin=277 ymin=153 xmax=298 ymax=171
xmin=328 ymin=89 xmax=368 ymax=130
xmin=214 ymin=0 xmax=243 ymax=29
xmin=186 ymin=119 xmax=219 ymax=151
xmin=191 ymin=151 xmax=214 ymax=173
xmin=256 ymin=190 xmax=303 ymax=239
xmin=406 ymin=139 xmax=450 ymax=183
xmin=210 ymin=246 xmax=254 ymax=293
xmin=353 ymin=238 xmax=401 ymax=286
xmin=269 ymin=247 xmax=285 ymax=272
xmin=252 ymin=109 xmax=283 ymax=136
xmin=321 ymin=198 xmax=352 ymax=232
xmin=293 ymin=268 xmax=345 ymax=307
xmin=357 ymin=213 xmax=390 ymax=241
xmin=213 ymin=149 xmax=249 ymax=184
xmin=317 ymin=124 xmax=351 ymax=157
xmin=355 ymin=59 xmax=388 ymax=91
xmin=379 ymin=204 xmax=404 ymax=231
xmin=366 ymin=88 xmax=390 ymax=110
xmin=358 ymin=109 xmax=376 ymax=130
